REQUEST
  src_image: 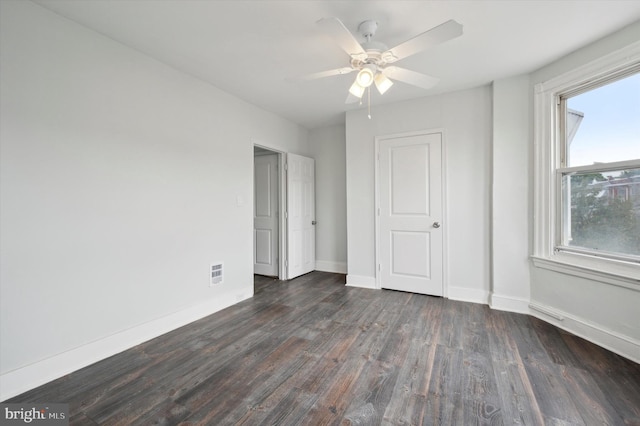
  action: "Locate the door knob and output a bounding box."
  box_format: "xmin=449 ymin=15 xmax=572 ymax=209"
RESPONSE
xmin=433 ymin=222 xmax=441 ymax=228
xmin=312 ymin=221 xmax=317 ymax=225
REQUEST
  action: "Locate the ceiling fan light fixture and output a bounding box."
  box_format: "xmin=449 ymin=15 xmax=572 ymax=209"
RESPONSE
xmin=374 ymin=73 xmax=393 ymax=95
xmin=348 ymin=80 xmax=365 ymax=98
xmin=356 ymin=66 xmax=375 ymax=88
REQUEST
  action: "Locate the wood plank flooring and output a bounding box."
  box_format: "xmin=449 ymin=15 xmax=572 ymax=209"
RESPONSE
xmin=7 ymin=271 xmax=640 ymax=425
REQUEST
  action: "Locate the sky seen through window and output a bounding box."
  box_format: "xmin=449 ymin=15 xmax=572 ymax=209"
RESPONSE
xmin=567 ymin=72 xmax=640 ymax=169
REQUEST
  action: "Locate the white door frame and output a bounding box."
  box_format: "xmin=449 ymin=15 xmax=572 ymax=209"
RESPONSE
xmin=253 ymin=142 xmax=288 ymax=280
xmin=374 ymin=129 xmax=448 ymax=297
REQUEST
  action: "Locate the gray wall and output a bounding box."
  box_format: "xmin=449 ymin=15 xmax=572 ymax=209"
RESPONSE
xmin=345 ymin=86 xmax=492 ymax=300
xmin=309 ymin=126 xmax=348 ymax=273
xmin=490 ymin=75 xmax=532 ymax=311
xmin=0 ymin=0 xmax=309 ymax=399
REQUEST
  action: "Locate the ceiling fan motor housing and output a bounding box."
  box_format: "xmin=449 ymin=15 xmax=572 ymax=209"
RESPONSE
xmin=361 ymin=40 xmax=389 ymax=52
xmin=358 ymin=20 xmax=379 ymax=39
xmin=352 ymin=20 xmax=392 ymax=70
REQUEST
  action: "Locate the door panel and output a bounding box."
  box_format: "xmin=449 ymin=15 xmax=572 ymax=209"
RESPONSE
xmin=391 ymin=145 xmax=429 ymax=215
xmin=287 ymin=153 xmax=315 ymax=279
xmin=378 ymin=133 xmax=443 ymax=296
xmin=254 ymin=229 xmax=272 ymax=265
xmin=391 ymin=231 xmax=430 ymax=278
xmin=254 ymin=154 xmax=278 ymax=276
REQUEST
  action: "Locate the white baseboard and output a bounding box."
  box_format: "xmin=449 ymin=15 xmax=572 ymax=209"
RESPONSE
xmin=447 ymin=286 xmax=489 ymax=304
xmin=0 ymin=292 xmax=252 ymax=402
xmin=346 ymin=274 xmax=377 ymax=289
xmin=529 ymin=302 xmax=640 ymax=364
xmin=315 ymin=260 xmax=347 ymax=274
xmin=489 ymin=293 xmax=530 ymax=314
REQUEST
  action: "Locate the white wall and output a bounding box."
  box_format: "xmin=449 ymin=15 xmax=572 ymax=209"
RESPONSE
xmin=345 ymin=87 xmax=492 ymax=300
xmin=528 ymin=21 xmax=640 ymax=361
xmin=490 ymin=76 xmax=532 ymax=312
xmin=0 ymin=0 xmax=308 ymax=399
xmin=309 ymin=126 xmax=347 ymax=274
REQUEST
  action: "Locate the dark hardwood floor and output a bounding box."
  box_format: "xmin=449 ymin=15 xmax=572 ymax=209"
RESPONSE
xmin=7 ymin=271 xmax=640 ymax=425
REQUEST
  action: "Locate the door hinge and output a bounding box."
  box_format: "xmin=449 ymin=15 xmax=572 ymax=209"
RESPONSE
xmin=377 ymin=207 xmax=380 ymax=216
xmin=378 ymin=263 xmax=381 ymax=271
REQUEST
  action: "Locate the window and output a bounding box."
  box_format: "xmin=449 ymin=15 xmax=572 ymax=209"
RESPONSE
xmin=533 ymin=42 xmax=640 ymax=286
xmin=558 ymin=73 xmax=640 ymax=261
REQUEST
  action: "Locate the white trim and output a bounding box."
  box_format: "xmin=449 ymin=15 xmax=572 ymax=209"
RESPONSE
xmin=529 ymin=302 xmax=640 ymax=364
xmin=529 ymin=302 xmax=565 ymax=320
xmin=374 ymin=128 xmax=447 ymax=295
xmin=536 ymin=41 xmax=640 ymax=95
xmin=315 ymin=260 xmax=347 ymax=274
xmin=531 ymin=255 xmax=640 ymax=290
xmin=533 ymin=41 xmax=640 ymax=282
xmin=557 ymin=158 xmax=640 ymax=175
xmin=533 ymin=80 xmax=555 ymax=257
xmin=489 ymin=294 xmax=531 ymax=314
xmin=556 ymin=245 xmax=640 ymax=265
xmin=279 ymin=154 xmax=288 ymax=279
xmin=0 ymin=292 xmax=251 ymax=401
xmin=346 ymin=274 xmax=377 ymax=289
xmin=374 ymin=134 xmax=382 ymax=290
xmin=441 ymin=130 xmax=449 ymax=299
xmin=447 ymin=286 xmax=489 ymax=305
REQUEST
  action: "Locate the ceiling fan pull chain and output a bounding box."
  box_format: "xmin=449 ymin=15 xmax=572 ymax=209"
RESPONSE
xmin=367 ymin=86 xmax=372 ymax=119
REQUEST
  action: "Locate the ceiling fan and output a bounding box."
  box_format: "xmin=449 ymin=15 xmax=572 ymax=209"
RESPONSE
xmin=297 ymin=17 xmax=463 ymax=103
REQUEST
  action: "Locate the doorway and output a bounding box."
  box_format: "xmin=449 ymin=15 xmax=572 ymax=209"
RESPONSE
xmin=254 ymin=146 xmax=284 ymax=278
xmin=253 ymin=145 xmax=317 ymax=281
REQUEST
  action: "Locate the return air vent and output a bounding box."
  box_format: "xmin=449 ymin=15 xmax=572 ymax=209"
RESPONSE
xmin=210 ymin=263 xmax=223 ymax=286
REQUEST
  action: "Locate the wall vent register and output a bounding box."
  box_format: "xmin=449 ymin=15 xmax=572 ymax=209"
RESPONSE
xmin=210 ymin=263 xmax=223 ymax=286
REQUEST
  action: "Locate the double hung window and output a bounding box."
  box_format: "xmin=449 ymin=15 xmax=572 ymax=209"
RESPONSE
xmin=533 ymin=43 xmax=640 ymax=284
xmin=558 ymin=71 xmax=640 ymax=262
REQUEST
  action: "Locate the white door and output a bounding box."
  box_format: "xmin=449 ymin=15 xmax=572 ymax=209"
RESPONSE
xmin=287 ymin=153 xmax=315 ymax=279
xmin=254 ymin=153 xmax=279 ymax=276
xmin=377 ymin=132 xmax=443 ymax=296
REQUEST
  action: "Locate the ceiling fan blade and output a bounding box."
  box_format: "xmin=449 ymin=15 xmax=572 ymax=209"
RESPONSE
xmin=383 ymin=66 xmax=439 ymax=90
xmin=289 ymin=67 xmax=355 ymax=82
xmin=317 ymin=17 xmax=367 ymax=58
xmin=385 ymin=20 xmax=462 ymax=62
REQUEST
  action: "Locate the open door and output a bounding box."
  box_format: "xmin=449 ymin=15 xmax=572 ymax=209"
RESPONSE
xmin=254 ymin=152 xmax=279 ymax=276
xmin=286 ymin=153 xmax=315 ymax=279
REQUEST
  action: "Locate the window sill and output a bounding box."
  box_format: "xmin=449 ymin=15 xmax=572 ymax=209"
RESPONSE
xmin=531 ymin=253 xmax=640 ymax=291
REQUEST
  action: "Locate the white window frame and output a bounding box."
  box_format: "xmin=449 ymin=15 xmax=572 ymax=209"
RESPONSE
xmin=532 ymin=41 xmax=640 ymax=289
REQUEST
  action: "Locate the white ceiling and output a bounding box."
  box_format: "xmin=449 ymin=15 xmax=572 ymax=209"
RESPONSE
xmin=33 ymin=0 xmax=640 ymax=129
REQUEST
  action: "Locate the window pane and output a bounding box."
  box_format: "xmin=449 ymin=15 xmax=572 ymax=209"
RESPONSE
xmin=565 ymin=73 xmax=640 ymax=167
xmin=562 ymin=168 xmax=640 ymax=257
